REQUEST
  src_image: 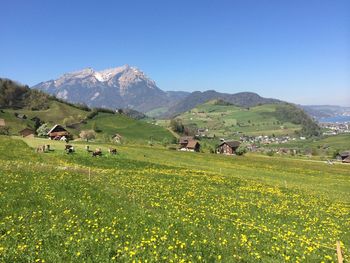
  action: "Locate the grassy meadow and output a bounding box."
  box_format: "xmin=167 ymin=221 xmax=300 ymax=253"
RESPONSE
xmin=79 ymin=113 xmax=174 ymax=144
xmin=0 ymin=136 xmax=349 ymax=262
xmin=0 ymin=103 xmax=174 ymax=144
xmin=265 ymin=134 xmax=350 ymax=154
xmin=173 ymin=102 xmax=301 ymax=137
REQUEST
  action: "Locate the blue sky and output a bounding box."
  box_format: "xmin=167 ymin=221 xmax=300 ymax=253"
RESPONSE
xmin=1 ymin=0 xmax=349 ymax=106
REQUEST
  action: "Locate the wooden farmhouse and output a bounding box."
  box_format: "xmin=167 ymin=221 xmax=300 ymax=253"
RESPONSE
xmin=179 ymin=136 xmax=201 ymax=152
xmin=19 ymin=128 xmax=35 ymax=138
xmin=217 ymin=141 xmax=240 ymax=155
xmin=340 ymin=151 xmax=350 ymax=163
xmin=47 ymin=124 xmax=70 ymax=140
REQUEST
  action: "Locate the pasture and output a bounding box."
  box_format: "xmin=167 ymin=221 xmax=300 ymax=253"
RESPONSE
xmin=175 ymin=102 xmax=301 ymax=137
xmin=0 ymin=102 xmax=174 ymax=144
xmin=0 ymin=136 xmax=349 ymax=262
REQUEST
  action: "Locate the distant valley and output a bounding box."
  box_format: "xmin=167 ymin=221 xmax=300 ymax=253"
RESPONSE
xmin=301 ymin=105 xmax=350 ymax=122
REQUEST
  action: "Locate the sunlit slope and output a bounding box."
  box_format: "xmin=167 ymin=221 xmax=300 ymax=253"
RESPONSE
xmin=0 ymin=136 xmax=348 ymax=261
xmin=0 ymin=102 xmax=174 ymax=143
xmin=177 ymin=101 xmax=301 ymax=137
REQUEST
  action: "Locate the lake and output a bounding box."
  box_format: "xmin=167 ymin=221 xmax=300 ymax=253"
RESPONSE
xmin=319 ymin=115 xmax=350 ymax=123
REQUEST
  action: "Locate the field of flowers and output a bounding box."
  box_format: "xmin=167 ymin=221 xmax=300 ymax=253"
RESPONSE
xmin=0 ymin=136 xmax=349 ymax=262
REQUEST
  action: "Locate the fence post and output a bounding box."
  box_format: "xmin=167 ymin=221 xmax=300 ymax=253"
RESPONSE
xmin=336 ymin=241 xmax=343 ymax=263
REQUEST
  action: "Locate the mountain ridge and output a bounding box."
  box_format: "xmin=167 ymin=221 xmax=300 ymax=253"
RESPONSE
xmin=33 ymin=65 xmax=283 ymax=117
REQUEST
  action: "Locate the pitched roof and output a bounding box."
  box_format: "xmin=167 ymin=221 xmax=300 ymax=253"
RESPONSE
xmin=19 ymin=128 xmax=35 ymax=136
xmin=19 ymin=127 xmax=34 ymax=133
xmin=47 ymin=124 xmax=67 ymax=135
xmin=179 ymin=136 xmax=193 ymax=144
xmin=343 ymin=156 xmax=350 ymax=163
xmin=340 ymin=151 xmax=350 ymax=157
xmin=220 ymin=141 xmax=240 ymax=148
xmin=186 ymin=140 xmax=199 ymax=149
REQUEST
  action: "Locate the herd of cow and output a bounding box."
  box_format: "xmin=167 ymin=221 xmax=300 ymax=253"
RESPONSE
xmin=36 ymin=144 xmax=118 ymax=157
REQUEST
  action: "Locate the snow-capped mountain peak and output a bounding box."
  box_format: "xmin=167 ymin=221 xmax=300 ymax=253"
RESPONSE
xmin=32 ymin=65 xmax=169 ymax=112
xmin=63 ymin=67 xmax=95 ymax=79
xmin=95 ymin=65 xmax=130 ymax=82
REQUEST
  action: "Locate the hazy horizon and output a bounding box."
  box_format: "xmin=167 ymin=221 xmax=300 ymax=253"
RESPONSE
xmin=1 ymin=0 xmax=349 ymax=106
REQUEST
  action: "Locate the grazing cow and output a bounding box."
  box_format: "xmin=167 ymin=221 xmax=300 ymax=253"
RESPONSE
xmin=85 ymin=145 xmax=91 ymax=152
xmin=36 ymin=145 xmax=44 ymax=153
xmin=65 ymin=145 xmax=75 ymax=154
xmin=92 ymin=148 xmax=102 ymax=157
xmin=65 ymin=144 xmax=72 ymax=150
xmin=108 ymin=148 xmax=117 ymax=155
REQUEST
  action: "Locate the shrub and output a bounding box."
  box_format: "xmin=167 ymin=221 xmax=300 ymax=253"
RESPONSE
xmin=266 ymin=150 xmax=275 ymax=156
xmin=235 ymin=146 xmax=247 ymax=156
xmin=36 ymin=123 xmax=50 ymax=137
xmin=170 ymin=119 xmax=184 ymax=133
xmin=162 ymin=138 xmax=169 ymax=147
xmin=0 ymin=126 xmax=10 ymax=135
xmin=86 ymin=110 xmax=98 ymax=120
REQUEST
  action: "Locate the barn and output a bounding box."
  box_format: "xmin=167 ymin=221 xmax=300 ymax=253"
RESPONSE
xmin=217 ymin=141 xmax=240 ymax=155
xmin=47 ymin=124 xmax=70 ymax=140
xmin=19 ymin=128 xmax=35 ymax=138
xmin=340 ymin=151 xmax=350 ymax=163
xmin=179 ymin=136 xmax=201 ymax=152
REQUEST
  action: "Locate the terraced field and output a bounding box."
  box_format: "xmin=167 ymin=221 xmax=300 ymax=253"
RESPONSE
xmin=0 ymin=136 xmax=349 ymax=262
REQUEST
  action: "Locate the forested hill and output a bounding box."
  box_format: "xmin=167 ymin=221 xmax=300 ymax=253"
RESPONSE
xmin=0 ymin=78 xmax=51 ymax=110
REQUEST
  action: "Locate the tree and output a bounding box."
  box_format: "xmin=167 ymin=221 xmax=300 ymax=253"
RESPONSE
xmin=332 ymin=149 xmax=340 ymax=159
xmin=36 ymin=123 xmax=50 ymax=137
xmin=170 ymin=119 xmax=184 ymax=133
xmin=63 ymin=116 xmax=75 ymax=126
xmin=162 ymin=138 xmax=169 ymax=147
xmin=79 ymin=130 xmax=96 ymax=142
xmin=0 ymin=126 xmax=10 ymax=135
xmin=235 ymin=145 xmax=247 ymax=156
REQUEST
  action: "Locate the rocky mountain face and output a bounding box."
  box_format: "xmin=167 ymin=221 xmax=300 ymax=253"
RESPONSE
xmin=33 ymin=65 xmax=179 ymax=112
xmin=33 ymin=65 xmax=282 ymax=117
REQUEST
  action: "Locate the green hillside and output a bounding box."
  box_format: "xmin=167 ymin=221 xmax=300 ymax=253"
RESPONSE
xmin=1 ymin=100 xmax=89 ymax=128
xmin=0 ymin=136 xmax=349 ymax=262
xmin=0 ymin=106 xmax=174 ymax=144
xmin=0 ymin=79 xmax=174 ymax=144
xmin=173 ymin=101 xmax=301 ymax=137
xmin=265 ymin=133 xmax=350 ymax=153
xmin=79 ymin=112 xmax=174 ymax=144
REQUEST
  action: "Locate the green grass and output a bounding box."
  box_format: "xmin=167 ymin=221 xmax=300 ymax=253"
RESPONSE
xmin=0 ymin=110 xmax=33 ymax=133
xmin=171 ymin=101 xmax=301 ymax=138
xmin=79 ymin=112 xmax=174 ymax=144
xmin=4 ymin=101 xmax=89 ymax=125
xmin=0 ymin=136 xmax=349 ymax=262
xmin=265 ymin=134 xmax=350 ymax=154
xmin=146 ymin=107 xmax=169 ymax=118
xmin=0 ymin=101 xmax=89 ymax=134
xmin=0 ymin=102 xmax=174 ymax=144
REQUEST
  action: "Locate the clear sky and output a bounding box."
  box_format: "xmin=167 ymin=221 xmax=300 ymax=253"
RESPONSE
xmin=1 ymin=0 xmax=349 ymax=106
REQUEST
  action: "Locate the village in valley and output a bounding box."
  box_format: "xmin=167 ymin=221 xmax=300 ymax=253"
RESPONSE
xmin=1 ymin=106 xmax=350 ymax=163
